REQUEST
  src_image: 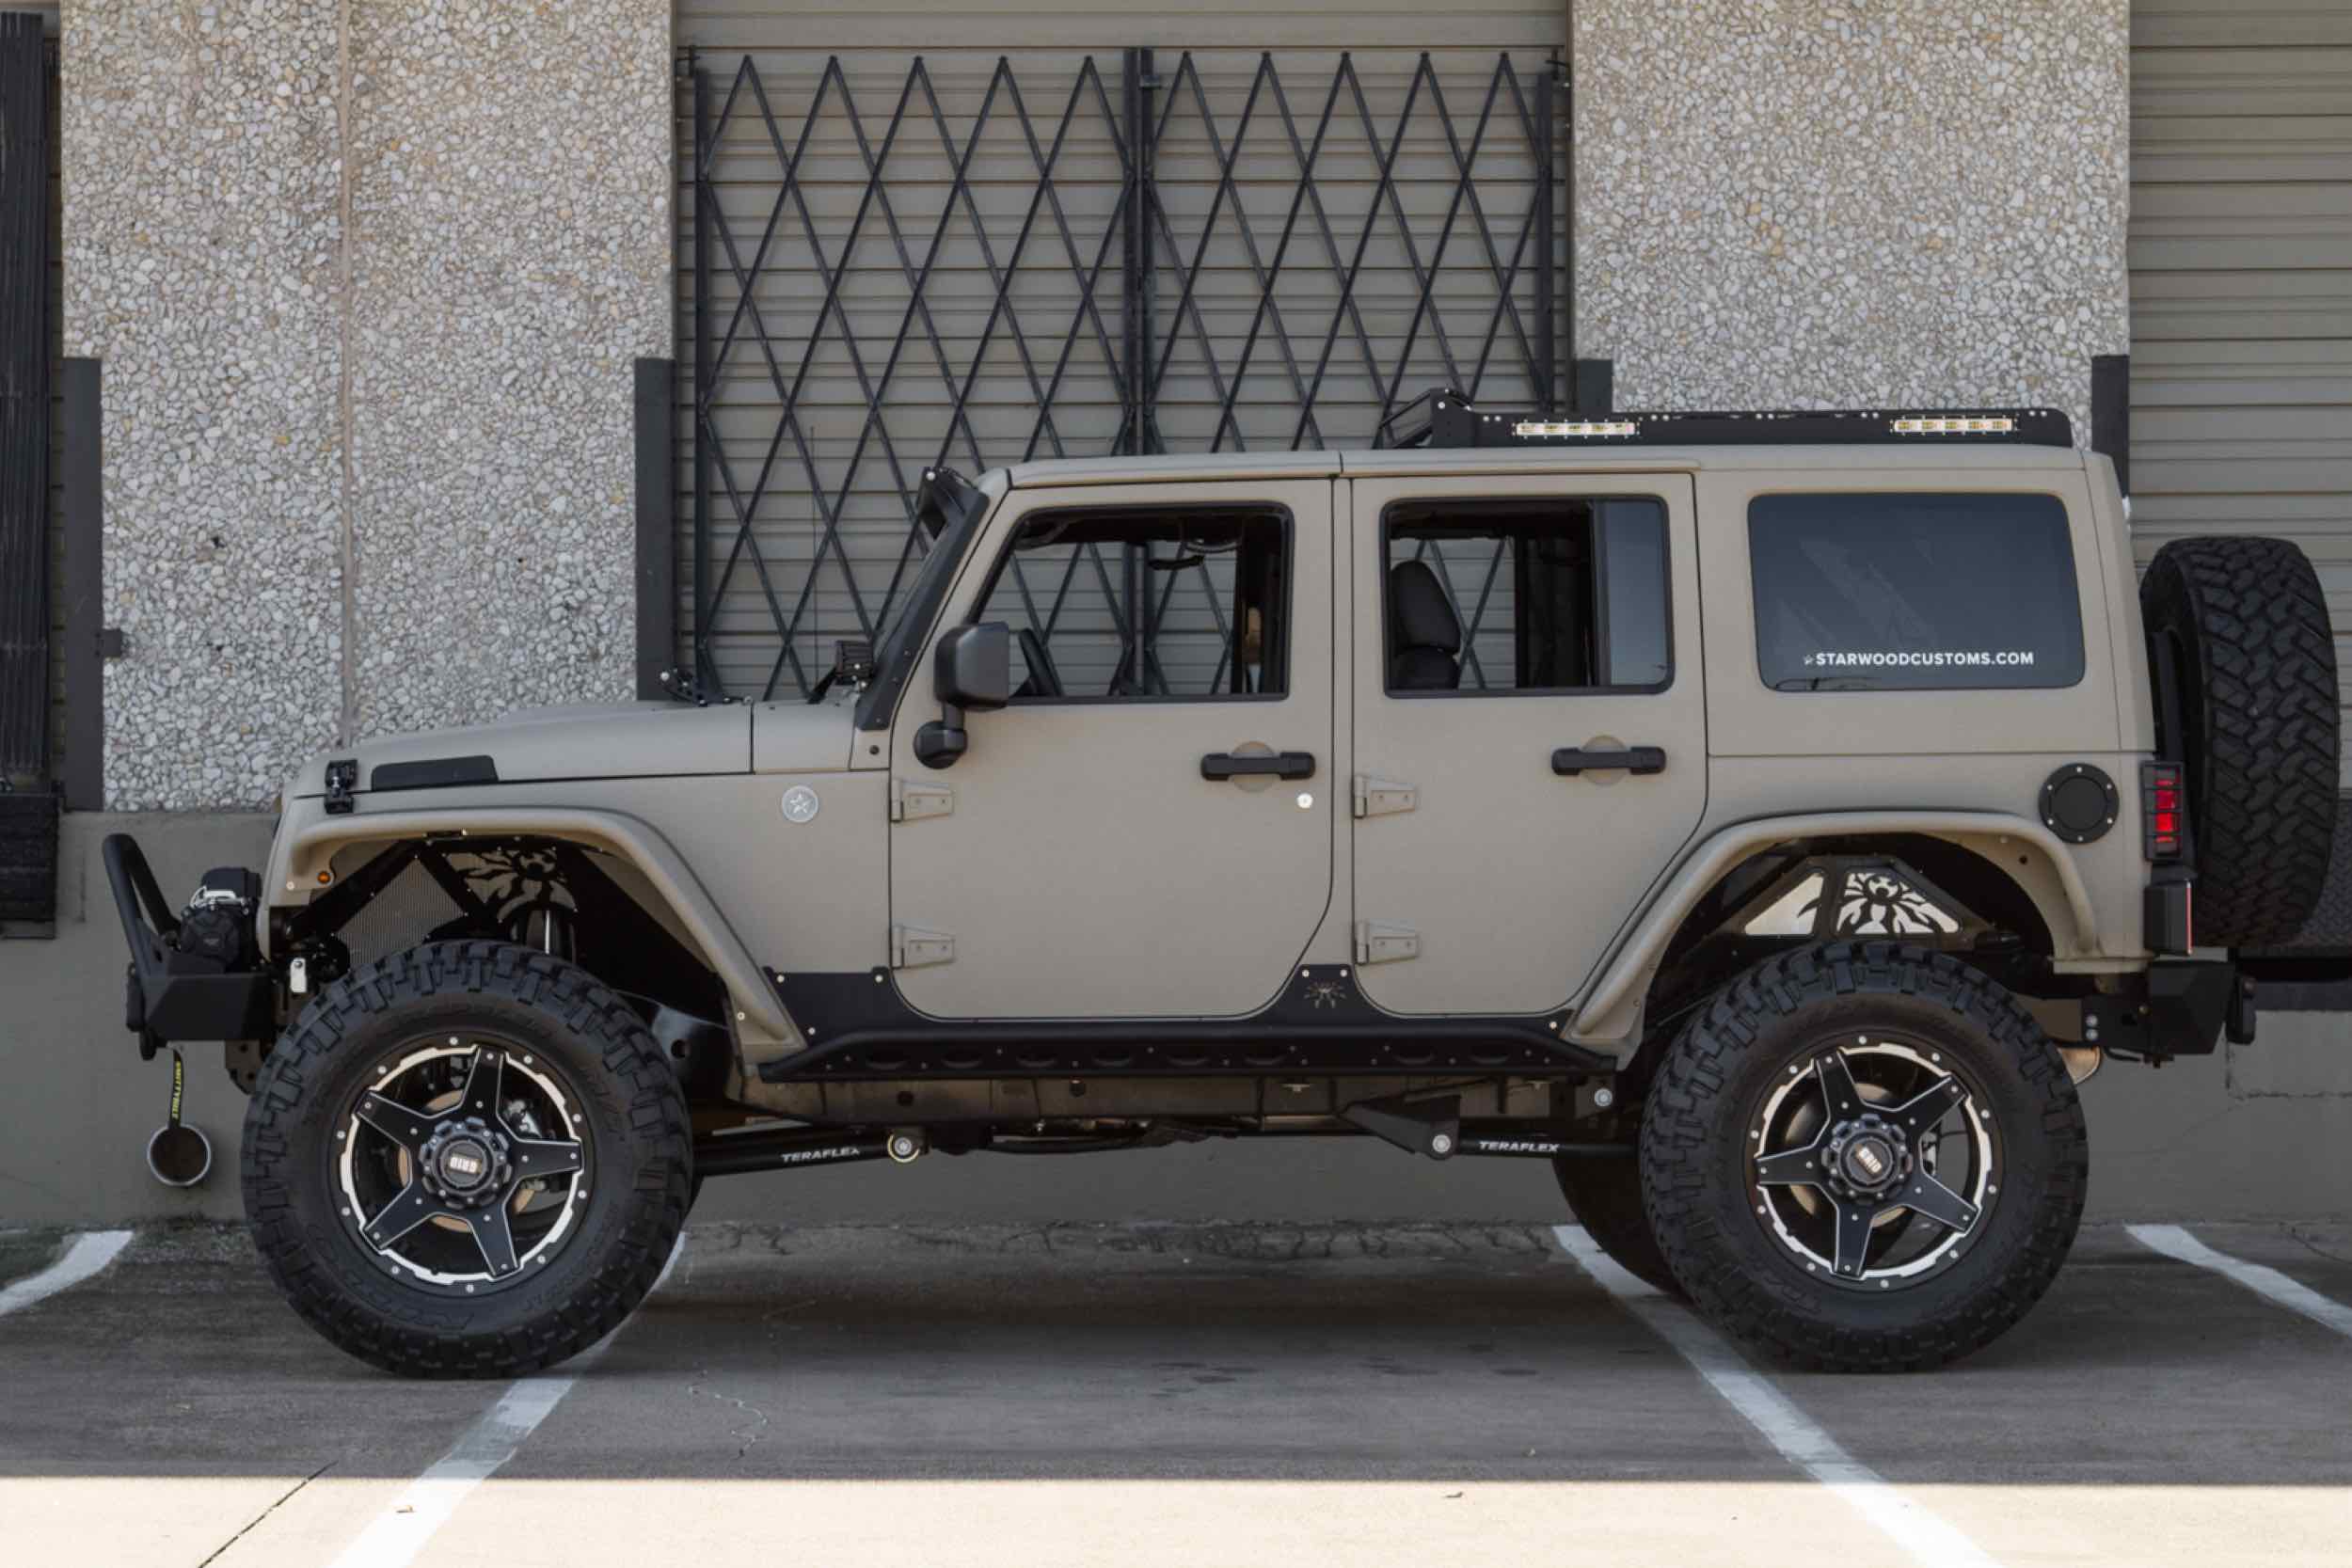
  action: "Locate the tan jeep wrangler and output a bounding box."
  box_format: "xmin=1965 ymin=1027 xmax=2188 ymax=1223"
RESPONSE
xmin=106 ymin=390 xmax=2339 ymax=1377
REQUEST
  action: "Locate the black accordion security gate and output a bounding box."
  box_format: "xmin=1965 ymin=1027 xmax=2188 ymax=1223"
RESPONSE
xmin=677 ymin=45 xmax=1566 ymax=701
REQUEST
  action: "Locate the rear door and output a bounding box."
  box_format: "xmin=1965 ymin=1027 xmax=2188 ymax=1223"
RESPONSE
xmin=1346 ymin=473 xmax=1707 ymax=1015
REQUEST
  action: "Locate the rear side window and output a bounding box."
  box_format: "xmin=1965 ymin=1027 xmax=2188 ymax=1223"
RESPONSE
xmin=1749 ymin=493 xmax=2084 ymax=691
xmin=1382 ymin=497 xmax=1672 ymax=695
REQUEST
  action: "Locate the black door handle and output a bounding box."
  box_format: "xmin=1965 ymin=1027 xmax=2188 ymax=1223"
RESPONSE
xmin=1201 ymin=751 xmax=1317 ymax=782
xmin=1552 ymin=745 xmax=1666 ymax=777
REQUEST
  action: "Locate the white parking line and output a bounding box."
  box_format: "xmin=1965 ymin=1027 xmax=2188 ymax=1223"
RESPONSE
xmin=322 ymin=1234 xmax=686 ymax=1568
xmin=2126 ymin=1223 xmax=2352 ymax=1339
xmin=1551 ymin=1225 xmax=2004 ymax=1568
xmin=0 ymin=1229 xmax=134 ymax=1318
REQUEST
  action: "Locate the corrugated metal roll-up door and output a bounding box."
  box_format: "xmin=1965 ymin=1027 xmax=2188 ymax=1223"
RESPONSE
xmin=674 ymin=3 xmax=1568 ymax=700
xmin=2130 ymin=0 xmax=2352 ymax=772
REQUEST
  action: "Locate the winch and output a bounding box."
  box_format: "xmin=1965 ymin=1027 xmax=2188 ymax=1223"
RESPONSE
xmin=171 ymin=868 xmax=262 ymax=973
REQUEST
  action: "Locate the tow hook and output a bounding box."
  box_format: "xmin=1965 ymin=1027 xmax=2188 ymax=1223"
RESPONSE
xmin=145 ymin=1048 xmax=214 ymax=1188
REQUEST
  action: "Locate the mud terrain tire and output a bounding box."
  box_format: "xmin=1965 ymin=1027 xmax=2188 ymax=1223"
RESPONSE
xmin=2141 ymin=535 xmax=2339 ymax=946
xmin=1643 ymin=942 xmax=2087 ymax=1371
xmin=1553 ymin=1150 xmax=1681 ymax=1296
xmin=243 ymin=941 xmax=689 ymax=1378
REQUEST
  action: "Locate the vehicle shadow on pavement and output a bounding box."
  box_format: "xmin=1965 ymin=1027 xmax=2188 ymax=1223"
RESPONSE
xmin=3 ymin=1221 xmax=2350 ymax=1489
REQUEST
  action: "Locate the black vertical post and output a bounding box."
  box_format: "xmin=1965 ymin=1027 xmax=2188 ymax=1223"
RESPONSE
xmin=1120 ymin=47 xmax=1157 ymax=691
xmin=59 ymin=358 xmax=101 ymax=811
xmin=0 ymin=14 xmax=49 ymax=781
xmin=1532 ymin=61 xmax=1556 ymax=417
xmin=1120 ymin=46 xmax=1156 ymax=457
xmin=1573 ymin=357 xmax=1613 ymax=417
xmin=691 ymin=56 xmax=718 ymax=691
xmin=2091 ymin=353 xmax=2130 ymax=501
xmin=633 ymin=356 xmax=677 ymax=699
xmin=1561 ymin=61 xmax=1577 ymax=414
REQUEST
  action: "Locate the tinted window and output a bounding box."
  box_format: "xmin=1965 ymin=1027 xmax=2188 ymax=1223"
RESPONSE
xmin=1382 ymin=497 xmax=1671 ymax=694
xmin=974 ymin=506 xmax=1288 ymax=700
xmin=1749 ymin=493 xmax=2083 ymax=691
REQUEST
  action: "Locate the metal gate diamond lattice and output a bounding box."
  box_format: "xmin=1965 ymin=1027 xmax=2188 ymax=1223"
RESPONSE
xmin=680 ymin=45 xmax=1565 ymax=701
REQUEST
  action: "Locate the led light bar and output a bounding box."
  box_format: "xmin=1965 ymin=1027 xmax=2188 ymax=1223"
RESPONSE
xmin=1512 ymin=420 xmax=1639 ymax=438
xmin=1892 ymin=416 xmax=2018 ymax=436
xmin=1394 ymin=388 xmax=2073 ymax=450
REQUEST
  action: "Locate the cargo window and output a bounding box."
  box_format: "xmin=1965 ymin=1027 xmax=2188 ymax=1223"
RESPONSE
xmin=1380 ymin=497 xmax=1672 ymax=695
xmin=1748 ymin=492 xmax=2083 ymax=691
xmin=973 ymin=505 xmax=1289 ymax=701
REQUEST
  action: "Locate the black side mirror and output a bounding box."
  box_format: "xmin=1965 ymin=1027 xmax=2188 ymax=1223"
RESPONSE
xmin=914 ymin=623 xmax=1010 ymax=768
xmin=933 ymin=622 xmax=1011 ymax=711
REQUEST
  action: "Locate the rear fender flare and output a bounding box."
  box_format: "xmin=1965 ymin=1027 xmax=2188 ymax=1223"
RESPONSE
xmin=1570 ymin=811 xmax=2100 ymax=1053
xmin=265 ymin=806 xmax=793 ymax=1051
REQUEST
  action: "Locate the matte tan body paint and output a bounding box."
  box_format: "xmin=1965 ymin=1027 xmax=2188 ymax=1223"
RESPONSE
xmin=262 ymin=439 xmax=2159 ymax=1076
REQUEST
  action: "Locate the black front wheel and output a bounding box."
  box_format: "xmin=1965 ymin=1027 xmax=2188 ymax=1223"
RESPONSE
xmin=243 ymin=942 xmax=691 ymax=1378
xmin=1643 ymin=942 xmax=2086 ymax=1371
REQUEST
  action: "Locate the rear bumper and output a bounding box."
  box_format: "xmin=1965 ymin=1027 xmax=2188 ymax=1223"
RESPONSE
xmin=2084 ymin=958 xmax=2253 ymax=1059
xmin=104 ymin=833 xmax=275 ymax=1056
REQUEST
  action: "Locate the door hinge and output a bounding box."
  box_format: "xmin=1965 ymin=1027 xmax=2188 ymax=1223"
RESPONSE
xmin=890 ymin=777 xmax=954 ymax=822
xmin=1352 ymin=774 xmax=1418 ymax=819
xmin=890 ymin=924 xmax=956 ymax=969
xmin=1353 ymin=920 xmax=1420 ymax=965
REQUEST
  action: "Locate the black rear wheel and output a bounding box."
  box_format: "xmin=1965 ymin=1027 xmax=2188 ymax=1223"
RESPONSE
xmin=243 ymin=941 xmax=690 ymax=1378
xmin=1644 ymin=942 xmax=2085 ymax=1371
xmin=1552 ymin=1150 xmax=1680 ymax=1296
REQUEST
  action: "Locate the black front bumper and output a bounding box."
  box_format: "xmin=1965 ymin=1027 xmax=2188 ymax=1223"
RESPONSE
xmin=104 ymin=834 xmax=275 ymax=1057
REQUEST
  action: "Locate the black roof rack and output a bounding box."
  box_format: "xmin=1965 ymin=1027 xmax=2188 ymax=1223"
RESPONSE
xmin=1382 ymin=388 xmax=2074 ymax=451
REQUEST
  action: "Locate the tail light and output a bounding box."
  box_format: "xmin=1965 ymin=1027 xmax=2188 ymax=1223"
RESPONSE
xmin=2142 ymin=762 xmax=2185 ymax=861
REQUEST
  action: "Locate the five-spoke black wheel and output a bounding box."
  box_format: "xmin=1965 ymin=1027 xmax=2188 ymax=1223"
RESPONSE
xmin=1748 ymin=1040 xmax=1992 ymax=1288
xmin=1644 ymin=942 xmax=2086 ymax=1370
xmin=244 ymin=941 xmax=690 ymax=1377
xmin=337 ymin=1037 xmax=594 ymax=1291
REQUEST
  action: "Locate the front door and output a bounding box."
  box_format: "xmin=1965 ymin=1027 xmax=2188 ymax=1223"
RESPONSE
xmin=1347 ymin=473 xmax=1707 ymax=1015
xmin=888 ymin=480 xmax=1336 ymax=1019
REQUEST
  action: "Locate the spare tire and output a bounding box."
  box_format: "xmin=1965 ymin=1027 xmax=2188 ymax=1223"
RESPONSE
xmin=2141 ymin=536 xmax=2340 ymax=946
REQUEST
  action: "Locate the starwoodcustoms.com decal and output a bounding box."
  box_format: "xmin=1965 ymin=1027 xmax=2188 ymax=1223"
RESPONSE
xmin=1802 ymin=649 xmax=2040 ymax=671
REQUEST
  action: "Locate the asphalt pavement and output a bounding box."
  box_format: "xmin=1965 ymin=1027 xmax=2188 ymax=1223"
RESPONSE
xmin=4 ymin=1217 xmax=2350 ymax=1567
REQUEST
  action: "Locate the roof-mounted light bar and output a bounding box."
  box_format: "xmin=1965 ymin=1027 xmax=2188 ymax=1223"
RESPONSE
xmin=1892 ymin=416 xmax=2018 ymax=436
xmin=1512 ymin=419 xmax=1639 ymax=439
xmin=1385 ymin=389 xmax=2073 ymax=451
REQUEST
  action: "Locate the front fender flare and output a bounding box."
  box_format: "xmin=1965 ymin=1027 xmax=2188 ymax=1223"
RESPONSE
xmin=265 ymin=806 xmax=794 ymax=1052
xmin=1568 ymin=810 xmax=2103 ymax=1053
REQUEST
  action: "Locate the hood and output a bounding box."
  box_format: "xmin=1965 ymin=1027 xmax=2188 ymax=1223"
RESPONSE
xmin=286 ymin=702 xmax=755 ymax=800
xmin=752 ymin=695 xmax=861 ymax=773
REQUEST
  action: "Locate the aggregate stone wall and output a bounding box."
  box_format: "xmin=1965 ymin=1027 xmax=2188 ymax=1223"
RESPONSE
xmin=347 ymin=2 xmax=672 ymax=739
xmin=1571 ymin=0 xmax=2131 ymax=436
xmin=62 ymin=0 xmax=672 ymax=809
xmin=61 ymin=1 xmax=346 ymax=810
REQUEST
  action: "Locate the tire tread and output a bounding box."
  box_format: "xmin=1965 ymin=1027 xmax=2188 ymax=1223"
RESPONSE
xmin=1643 ymin=942 xmax=2087 ymax=1372
xmin=2142 ymin=536 xmax=2339 ymax=947
xmin=241 ymin=940 xmax=689 ymax=1379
